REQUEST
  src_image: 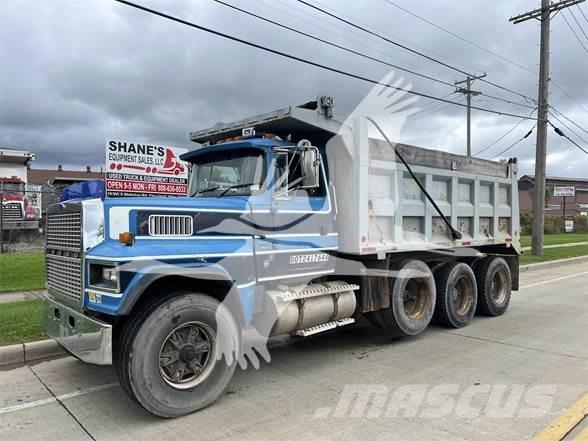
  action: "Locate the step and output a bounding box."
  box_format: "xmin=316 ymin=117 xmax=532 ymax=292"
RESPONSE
xmin=276 ymin=282 xmax=359 ymax=302
xmin=295 ymin=317 xmax=356 ymax=337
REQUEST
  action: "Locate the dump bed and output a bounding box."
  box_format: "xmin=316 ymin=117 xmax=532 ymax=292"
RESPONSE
xmin=191 ymin=97 xmax=520 ymax=256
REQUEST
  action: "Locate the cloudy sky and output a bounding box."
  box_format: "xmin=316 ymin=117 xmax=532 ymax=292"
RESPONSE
xmin=1 ymin=0 xmax=587 ymax=178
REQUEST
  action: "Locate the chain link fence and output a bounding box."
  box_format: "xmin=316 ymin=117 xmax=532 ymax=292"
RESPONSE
xmin=0 ymin=186 xmax=65 ymax=253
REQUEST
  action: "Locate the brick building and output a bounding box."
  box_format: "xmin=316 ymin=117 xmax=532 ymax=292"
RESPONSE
xmin=27 ymin=164 xmax=104 ymax=186
xmin=518 ymin=175 xmax=588 ymax=217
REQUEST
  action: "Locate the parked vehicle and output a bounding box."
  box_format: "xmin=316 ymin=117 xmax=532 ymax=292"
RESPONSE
xmin=0 ymin=176 xmax=40 ymax=230
xmin=44 ymin=96 xmax=520 ymax=417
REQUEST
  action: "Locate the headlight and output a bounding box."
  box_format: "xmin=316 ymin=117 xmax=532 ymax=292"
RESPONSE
xmin=89 ymin=263 xmax=119 ymax=292
xmin=101 ymin=266 xmax=118 ymax=283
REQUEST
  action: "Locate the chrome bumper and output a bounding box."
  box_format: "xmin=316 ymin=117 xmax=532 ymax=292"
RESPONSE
xmin=44 ymin=294 xmax=112 ymax=365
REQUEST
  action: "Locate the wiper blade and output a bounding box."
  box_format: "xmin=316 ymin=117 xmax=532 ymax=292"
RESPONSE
xmin=191 ymin=186 xmax=220 ymax=196
xmin=217 ymin=183 xmax=256 ymax=197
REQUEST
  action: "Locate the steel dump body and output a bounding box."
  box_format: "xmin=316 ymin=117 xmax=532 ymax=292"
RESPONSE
xmin=191 ymin=102 xmax=520 ymax=256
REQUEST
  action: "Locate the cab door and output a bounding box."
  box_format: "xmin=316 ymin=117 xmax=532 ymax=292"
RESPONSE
xmin=262 ymin=148 xmax=337 ymax=282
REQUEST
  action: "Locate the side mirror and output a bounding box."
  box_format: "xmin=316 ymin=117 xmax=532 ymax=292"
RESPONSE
xmin=300 ymin=147 xmax=320 ymax=189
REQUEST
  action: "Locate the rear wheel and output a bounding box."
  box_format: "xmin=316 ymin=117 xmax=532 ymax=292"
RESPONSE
xmin=116 ymin=292 xmax=237 ymax=417
xmin=474 ymin=257 xmax=512 ymax=316
xmin=433 ymin=262 xmax=477 ymax=328
xmin=366 ymin=259 xmax=436 ymax=337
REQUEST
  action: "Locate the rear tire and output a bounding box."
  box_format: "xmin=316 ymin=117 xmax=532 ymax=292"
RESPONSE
xmin=116 ymin=292 xmax=237 ymax=418
xmin=433 ymin=262 xmax=477 ymax=328
xmin=366 ymin=259 xmax=436 ymax=337
xmin=475 ymin=257 xmax=512 ymax=317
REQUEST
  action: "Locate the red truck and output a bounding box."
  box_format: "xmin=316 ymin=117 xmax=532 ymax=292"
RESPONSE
xmin=0 ymin=176 xmax=40 ymax=230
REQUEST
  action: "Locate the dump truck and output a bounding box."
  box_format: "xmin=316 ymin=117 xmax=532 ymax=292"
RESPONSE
xmin=44 ymin=96 xmax=520 ymax=417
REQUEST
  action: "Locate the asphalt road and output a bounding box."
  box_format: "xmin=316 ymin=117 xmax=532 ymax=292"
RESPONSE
xmin=1 ymin=262 xmax=587 ymax=441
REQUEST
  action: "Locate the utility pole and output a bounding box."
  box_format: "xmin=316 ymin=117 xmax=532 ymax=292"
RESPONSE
xmin=509 ymin=0 xmax=585 ymax=256
xmin=456 ymin=74 xmax=486 ymax=157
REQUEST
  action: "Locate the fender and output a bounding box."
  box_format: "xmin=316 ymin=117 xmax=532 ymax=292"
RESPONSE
xmin=116 ymin=261 xmax=256 ymax=322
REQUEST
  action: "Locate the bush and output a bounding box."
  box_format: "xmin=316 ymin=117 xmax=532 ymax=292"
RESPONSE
xmin=519 ymin=214 xmax=588 ymax=234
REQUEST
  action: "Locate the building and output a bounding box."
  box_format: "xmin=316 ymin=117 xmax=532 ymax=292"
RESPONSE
xmin=518 ymin=175 xmax=588 ymax=217
xmin=27 ymin=164 xmax=104 ymax=187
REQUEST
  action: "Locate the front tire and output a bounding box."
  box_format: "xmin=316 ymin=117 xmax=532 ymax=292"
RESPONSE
xmin=116 ymin=292 xmax=237 ymax=417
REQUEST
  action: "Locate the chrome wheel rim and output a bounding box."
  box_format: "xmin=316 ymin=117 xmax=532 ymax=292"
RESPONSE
xmin=158 ymin=321 xmax=217 ymax=390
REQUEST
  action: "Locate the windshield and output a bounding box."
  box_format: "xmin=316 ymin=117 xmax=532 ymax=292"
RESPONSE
xmin=189 ymin=149 xmax=266 ymax=197
xmin=0 ymin=182 xmax=25 ymax=193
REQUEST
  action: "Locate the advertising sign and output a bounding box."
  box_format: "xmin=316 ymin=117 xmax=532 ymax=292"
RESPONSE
xmin=553 ymin=186 xmax=575 ymax=197
xmin=106 ymin=140 xmax=189 ymax=197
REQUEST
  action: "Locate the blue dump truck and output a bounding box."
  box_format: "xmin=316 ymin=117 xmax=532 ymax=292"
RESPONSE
xmin=44 ymin=96 xmax=521 ymax=417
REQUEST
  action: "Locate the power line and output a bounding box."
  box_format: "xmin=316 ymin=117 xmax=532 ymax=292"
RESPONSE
xmin=296 ymin=0 xmax=486 ymax=75
xmin=561 ymin=10 xmax=588 ymax=53
xmin=569 ymin=8 xmax=588 ymax=40
xmin=114 ymin=0 xmax=538 ymax=121
xmin=253 ymin=0 xmax=463 ymax=82
xmin=380 ymin=0 xmax=587 ymax=115
xmin=549 ymin=110 xmax=588 ymax=144
xmin=549 ymin=106 xmax=588 ymax=135
xmin=474 ymin=108 xmax=537 ymax=156
xmin=578 ymin=4 xmax=588 ymax=24
xmin=381 ymin=0 xmax=537 ymax=75
xmin=213 ymin=0 xmax=534 ymax=110
xmin=549 ymin=121 xmax=588 ymax=154
xmin=405 ymin=99 xmax=461 ymax=125
xmin=296 ymin=0 xmax=539 ymax=106
xmin=211 ymin=0 xmax=457 ymax=88
xmin=489 ymin=126 xmax=535 ymax=160
xmin=551 ymin=81 xmax=588 ymax=114
xmin=295 ymin=0 xmax=475 ymax=76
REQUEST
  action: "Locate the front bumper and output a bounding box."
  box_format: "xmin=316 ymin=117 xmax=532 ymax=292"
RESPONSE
xmin=44 ymin=294 xmax=113 ymax=365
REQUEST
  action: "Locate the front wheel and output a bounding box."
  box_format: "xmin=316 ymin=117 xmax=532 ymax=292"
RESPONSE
xmin=116 ymin=293 xmax=237 ymax=417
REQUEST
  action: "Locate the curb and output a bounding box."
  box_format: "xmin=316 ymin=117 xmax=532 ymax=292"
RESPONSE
xmin=0 ymin=339 xmax=66 ymax=367
xmin=520 ymin=255 xmax=588 ymax=272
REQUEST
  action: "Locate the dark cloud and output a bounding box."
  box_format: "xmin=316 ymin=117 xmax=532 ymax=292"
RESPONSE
xmin=0 ymin=0 xmax=587 ymax=177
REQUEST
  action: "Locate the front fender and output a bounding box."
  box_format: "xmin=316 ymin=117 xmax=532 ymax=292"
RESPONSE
xmin=85 ymin=260 xmax=257 ymax=323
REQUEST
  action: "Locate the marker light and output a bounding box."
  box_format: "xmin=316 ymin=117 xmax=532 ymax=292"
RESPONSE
xmin=119 ymin=232 xmax=135 ymax=246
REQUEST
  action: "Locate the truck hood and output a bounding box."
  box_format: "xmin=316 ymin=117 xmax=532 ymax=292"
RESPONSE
xmin=103 ymin=196 xmax=252 ymax=213
xmin=1 ymin=193 xmax=25 ymax=203
xmin=103 ymin=196 xmax=258 ymax=241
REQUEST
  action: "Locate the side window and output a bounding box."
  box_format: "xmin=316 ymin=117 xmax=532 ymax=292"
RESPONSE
xmin=273 ymin=150 xmax=326 ymax=198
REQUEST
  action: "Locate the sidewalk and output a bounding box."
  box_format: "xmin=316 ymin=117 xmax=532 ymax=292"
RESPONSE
xmin=0 ymin=290 xmax=44 ymax=304
xmin=521 ymin=241 xmax=588 ymax=251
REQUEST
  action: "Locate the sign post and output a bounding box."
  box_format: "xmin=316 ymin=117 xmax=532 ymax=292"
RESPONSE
xmin=553 ymin=186 xmax=576 ymax=233
xmin=105 ymin=140 xmax=189 ymax=198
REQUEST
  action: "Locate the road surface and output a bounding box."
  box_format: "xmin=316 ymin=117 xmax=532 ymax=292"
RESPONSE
xmin=1 ymin=262 xmax=587 ymax=441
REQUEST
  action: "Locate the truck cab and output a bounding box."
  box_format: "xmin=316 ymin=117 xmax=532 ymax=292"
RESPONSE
xmin=44 ymin=96 xmax=519 ymax=417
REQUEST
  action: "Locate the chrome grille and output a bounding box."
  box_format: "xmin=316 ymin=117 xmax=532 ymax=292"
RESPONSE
xmin=46 ymin=208 xmax=83 ymax=302
xmin=149 ymin=215 xmax=193 ymax=236
xmin=46 ymin=212 xmax=82 ymax=251
xmin=46 ymin=254 xmax=83 ymax=301
xmin=2 ymin=203 xmax=23 ymax=220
